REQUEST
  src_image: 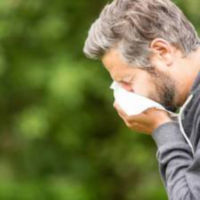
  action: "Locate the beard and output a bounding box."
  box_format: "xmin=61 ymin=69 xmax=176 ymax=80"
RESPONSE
xmin=147 ymin=68 xmax=178 ymax=112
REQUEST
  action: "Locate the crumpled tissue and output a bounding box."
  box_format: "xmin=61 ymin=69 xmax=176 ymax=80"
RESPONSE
xmin=110 ymin=81 xmax=167 ymax=116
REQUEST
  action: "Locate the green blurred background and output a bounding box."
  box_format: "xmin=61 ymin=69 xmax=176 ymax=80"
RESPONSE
xmin=0 ymin=0 xmax=199 ymax=199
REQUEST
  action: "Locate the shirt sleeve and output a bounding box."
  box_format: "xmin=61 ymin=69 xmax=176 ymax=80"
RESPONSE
xmin=152 ymin=121 xmax=200 ymax=200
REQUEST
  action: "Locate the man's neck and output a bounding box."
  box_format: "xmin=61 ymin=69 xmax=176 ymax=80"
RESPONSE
xmin=177 ymin=47 xmax=200 ymax=106
xmin=187 ymin=47 xmax=200 ymax=89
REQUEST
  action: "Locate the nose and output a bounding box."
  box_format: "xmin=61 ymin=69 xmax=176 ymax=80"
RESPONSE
xmin=119 ymin=82 xmax=134 ymax=92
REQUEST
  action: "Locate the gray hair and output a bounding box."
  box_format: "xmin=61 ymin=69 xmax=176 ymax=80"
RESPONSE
xmin=83 ymin=0 xmax=200 ymax=67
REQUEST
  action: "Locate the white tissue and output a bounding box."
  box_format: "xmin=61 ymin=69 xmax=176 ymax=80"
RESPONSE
xmin=110 ymin=81 xmax=166 ymax=116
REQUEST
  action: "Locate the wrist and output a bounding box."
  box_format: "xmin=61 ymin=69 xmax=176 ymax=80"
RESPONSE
xmin=154 ymin=117 xmax=173 ymax=130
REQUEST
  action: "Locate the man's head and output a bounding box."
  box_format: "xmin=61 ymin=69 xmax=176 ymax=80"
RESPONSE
xmin=83 ymin=0 xmax=200 ymax=110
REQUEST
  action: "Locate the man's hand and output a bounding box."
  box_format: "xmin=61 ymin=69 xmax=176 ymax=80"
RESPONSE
xmin=113 ymin=102 xmax=173 ymax=134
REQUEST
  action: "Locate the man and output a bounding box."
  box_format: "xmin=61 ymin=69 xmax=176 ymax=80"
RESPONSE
xmin=83 ymin=0 xmax=200 ymax=199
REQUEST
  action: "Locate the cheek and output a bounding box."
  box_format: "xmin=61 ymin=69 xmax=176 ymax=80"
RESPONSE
xmin=133 ymin=78 xmax=153 ymax=97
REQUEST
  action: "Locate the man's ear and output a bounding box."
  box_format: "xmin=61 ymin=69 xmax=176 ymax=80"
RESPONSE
xmin=150 ymin=38 xmax=173 ymax=66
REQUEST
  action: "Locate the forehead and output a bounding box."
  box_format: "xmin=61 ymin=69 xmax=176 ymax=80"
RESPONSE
xmin=102 ymin=48 xmax=140 ymax=81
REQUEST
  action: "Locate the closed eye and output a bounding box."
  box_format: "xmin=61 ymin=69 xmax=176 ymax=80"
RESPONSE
xmin=119 ymin=81 xmax=134 ymax=92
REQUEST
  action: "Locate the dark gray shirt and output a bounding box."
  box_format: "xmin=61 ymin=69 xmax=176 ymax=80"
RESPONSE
xmin=152 ymin=72 xmax=200 ymax=200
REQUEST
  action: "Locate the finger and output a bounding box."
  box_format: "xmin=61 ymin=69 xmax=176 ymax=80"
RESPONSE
xmin=114 ymin=103 xmax=128 ymax=117
xmin=114 ymin=105 xmax=136 ymax=125
xmin=117 ymin=110 xmax=141 ymax=129
xmin=117 ymin=110 xmax=131 ymax=126
xmin=117 ymin=110 xmax=152 ymax=133
xmin=113 ymin=103 xmax=153 ymax=133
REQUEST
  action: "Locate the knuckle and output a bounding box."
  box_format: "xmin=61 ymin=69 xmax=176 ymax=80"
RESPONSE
xmin=126 ymin=122 xmax=132 ymax=128
xmin=126 ymin=118 xmax=132 ymax=123
xmin=127 ymin=124 xmax=132 ymax=128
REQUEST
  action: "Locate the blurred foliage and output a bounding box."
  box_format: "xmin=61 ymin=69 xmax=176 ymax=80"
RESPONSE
xmin=0 ymin=0 xmax=199 ymax=199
